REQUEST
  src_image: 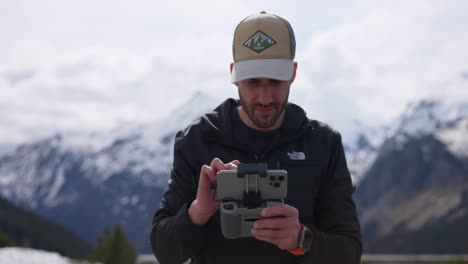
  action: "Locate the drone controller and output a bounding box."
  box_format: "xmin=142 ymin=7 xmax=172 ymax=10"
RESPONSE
xmin=216 ymin=163 xmax=287 ymax=239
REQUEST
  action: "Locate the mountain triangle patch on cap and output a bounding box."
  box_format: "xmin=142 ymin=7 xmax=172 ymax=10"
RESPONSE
xmin=243 ymin=31 xmax=277 ymax=53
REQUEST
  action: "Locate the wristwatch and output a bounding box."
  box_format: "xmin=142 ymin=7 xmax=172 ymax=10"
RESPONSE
xmin=287 ymin=224 xmax=313 ymax=256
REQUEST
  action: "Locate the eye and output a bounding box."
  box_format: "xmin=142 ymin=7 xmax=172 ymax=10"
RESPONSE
xmin=270 ymin=79 xmax=282 ymax=86
xmin=246 ymin=78 xmax=259 ymax=85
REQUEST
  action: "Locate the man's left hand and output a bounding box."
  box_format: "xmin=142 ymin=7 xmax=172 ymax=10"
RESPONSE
xmin=251 ymin=204 xmax=301 ymax=250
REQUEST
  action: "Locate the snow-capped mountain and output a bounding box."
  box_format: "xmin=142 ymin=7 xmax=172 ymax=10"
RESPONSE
xmin=435 ymin=118 xmax=468 ymax=158
xmin=62 ymin=90 xmax=218 ymax=187
xmin=0 ymin=91 xmax=216 ymax=207
xmin=381 ymin=99 xmax=468 ymax=157
xmin=343 ymin=120 xmax=387 ymax=184
xmin=354 ymin=98 xmax=468 ymax=253
xmin=0 ymin=143 xmax=15 ymax=156
xmin=0 ymin=91 xmax=218 ymax=252
xmin=346 ymin=98 xmax=468 ymax=184
xmin=1 ymin=92 xmax=467 ymax=254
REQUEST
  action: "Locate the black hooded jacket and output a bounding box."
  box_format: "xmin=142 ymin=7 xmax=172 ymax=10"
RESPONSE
xmin=151 ymin=99 xmax=362 ymax=264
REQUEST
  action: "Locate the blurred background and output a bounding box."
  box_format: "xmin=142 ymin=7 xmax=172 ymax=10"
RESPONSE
xmin=1 ymin=0 xmax=467 ymax=263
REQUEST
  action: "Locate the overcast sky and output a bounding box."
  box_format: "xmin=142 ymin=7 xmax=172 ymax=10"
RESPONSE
xmin=1 ymin=0 xmax=468 ymax=146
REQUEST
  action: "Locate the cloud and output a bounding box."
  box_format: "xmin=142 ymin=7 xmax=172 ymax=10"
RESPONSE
xmin=292 ymin=0 xmax=468 ymax=136
xmin=1 ymin=0 xmax=467 ymax=144
xmin=0 ymin=40 xmax=237 ymax=143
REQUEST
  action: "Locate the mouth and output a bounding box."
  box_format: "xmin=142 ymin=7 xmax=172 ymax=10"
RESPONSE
xmin=255 ymin=106 xmax=274 ymax=115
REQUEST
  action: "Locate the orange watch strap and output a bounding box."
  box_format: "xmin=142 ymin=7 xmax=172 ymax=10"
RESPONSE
xmin=287 ymin=247 xmax=306 ymax=256
xmin=287 ymin=224 xmax=309 ymax=256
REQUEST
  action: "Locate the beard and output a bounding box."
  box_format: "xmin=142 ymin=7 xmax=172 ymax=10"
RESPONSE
xmin=238 ymin=91 xmax=289 ymax=130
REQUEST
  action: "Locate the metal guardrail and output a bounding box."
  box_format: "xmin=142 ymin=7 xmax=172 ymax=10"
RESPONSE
xmin=134 ymin=254 xmax=157 ymax=264
xmin=361 ymin=254 xmax=468 ymax=263
xmin=136 ymin=254 xmax=468 ymax=264
xmin=134 ymin=255 xmax=190 ymax=264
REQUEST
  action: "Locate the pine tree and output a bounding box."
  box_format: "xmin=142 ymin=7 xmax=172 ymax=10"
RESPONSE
xmin=91 ymin=228 xmax=112 ymax=262
xmin=90 ymin=225 xmax=136 ymax=264
xmin=106 ymin=225 xmax=136 ymax=264
xmin=0 ymin=232 xmax=14 ymax=247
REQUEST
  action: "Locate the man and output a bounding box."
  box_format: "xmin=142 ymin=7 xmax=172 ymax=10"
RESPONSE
xmin=151 ymin=11 xmax=362 ymax=264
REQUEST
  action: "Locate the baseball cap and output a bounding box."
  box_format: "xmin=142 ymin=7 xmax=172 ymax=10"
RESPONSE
xmin=231 ymin=11 xmax=296 ymax=83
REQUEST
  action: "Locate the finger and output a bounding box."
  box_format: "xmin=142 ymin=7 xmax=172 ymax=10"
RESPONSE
xmin=210 ymin=158 xmax=226 ymax=172
xmin=200 ymin=164 xmax=216 ymax=184
xmin=224 ymin=163 xmax=238 ymax=170
xmin=253 ymin=217 xmax=294 ymax=230
xmin=262 ymin=204 xmax=299 ymax=218
xmin=224 ymin=160 xmax=241 ymax=170
xmin=251 ymin=228 xmax=289 ymax=240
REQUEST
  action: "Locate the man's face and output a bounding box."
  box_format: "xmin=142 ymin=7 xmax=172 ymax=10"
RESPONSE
xmin=236 ymin=78 xmax=292 ymax=131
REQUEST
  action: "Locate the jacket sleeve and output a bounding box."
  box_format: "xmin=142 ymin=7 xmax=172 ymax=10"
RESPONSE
xmin=297 ymin=131 xmax=362 ymax=264
xmin=150 ymin=132 xmax=210 ymax=264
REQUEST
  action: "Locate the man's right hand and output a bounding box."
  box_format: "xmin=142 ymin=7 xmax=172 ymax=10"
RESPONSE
xmin=188 ymin=158 xmax=240 ymax=226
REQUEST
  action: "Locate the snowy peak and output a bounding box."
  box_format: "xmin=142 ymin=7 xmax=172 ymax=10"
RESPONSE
xmin=392 ymin=99 xmax=468 ymax=140
xmin=344 ymin=119 xmax=386 ymax=153
xmin=435 ymin=118 xmax=468 ymax=158
xmin=346 ymin=98 xmax=468 ymax=183
xmin=0 ymin=134 xmax=80 ymax=209
xmin=354 ymin=100 xmax=468 ymax=253
xmin=163 ymin=91 xmax=217 ymax=126
xmin=376 ymin=98 xmax=468 ymax=159
xmin=0 ymin=91 xmax=219 ymax=252
xmin=397 ymin=100 xmax=443 ymax=136
xmin=53 ymin=91 xmax=217 ymax=185
xmin=344 ymin=119 xmax=386 ymax=184
xmin=60 ymin=91 xmax=217 ymax=153
xmin=0 ymin=91 xmax=217 ymax=202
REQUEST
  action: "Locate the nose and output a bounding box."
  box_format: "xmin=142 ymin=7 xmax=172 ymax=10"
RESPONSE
xmin=257 ymin=81 xmax=273 ymax=105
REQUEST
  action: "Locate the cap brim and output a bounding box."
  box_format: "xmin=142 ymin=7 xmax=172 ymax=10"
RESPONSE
xmin=231 ymin=59 xmax=294 ymax=83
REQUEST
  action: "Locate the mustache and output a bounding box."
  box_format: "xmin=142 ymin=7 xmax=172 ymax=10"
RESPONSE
xmin=255 ymin=103 xmax=278 ymax=108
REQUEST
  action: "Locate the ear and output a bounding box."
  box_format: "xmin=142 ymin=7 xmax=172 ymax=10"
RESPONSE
xmin=230 ymin=63 xmax=239 ymax=86
xmin=290 ymin=62 xmax=298 ymax=83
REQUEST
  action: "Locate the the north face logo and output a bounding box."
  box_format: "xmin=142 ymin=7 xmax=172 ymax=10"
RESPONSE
xmin=287 ymin=151 xmax=305 ymax=160
xmin=244 ymin=31 xmax=276 ymax=53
